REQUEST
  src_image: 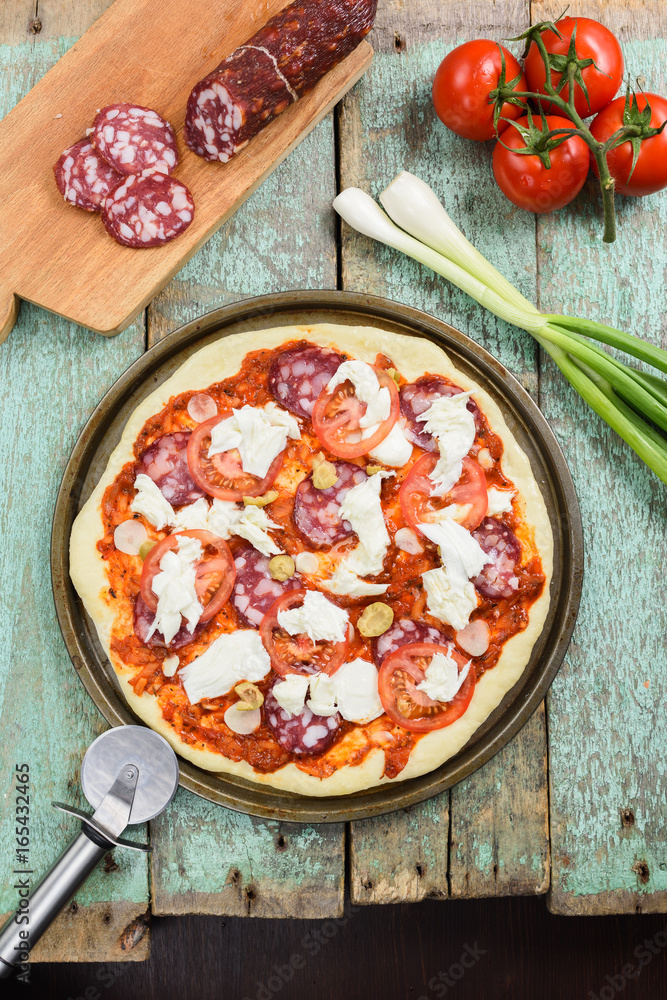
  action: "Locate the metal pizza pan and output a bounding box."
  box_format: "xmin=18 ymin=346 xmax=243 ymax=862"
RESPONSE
xmin=51 ymin=290 xmax=583 ymax=824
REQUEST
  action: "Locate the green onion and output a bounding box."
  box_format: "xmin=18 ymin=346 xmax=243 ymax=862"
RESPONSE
xmin=332 ymin=172 xmax=667 ymax=485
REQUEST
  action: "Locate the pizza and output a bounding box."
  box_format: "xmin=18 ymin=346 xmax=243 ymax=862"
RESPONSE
xmin=70 ymin=323 xmax=553 ymax=796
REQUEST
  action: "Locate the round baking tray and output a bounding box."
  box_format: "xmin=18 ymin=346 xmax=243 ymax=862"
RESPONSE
xmin=52 ymin=290 xmax=583 ymax=824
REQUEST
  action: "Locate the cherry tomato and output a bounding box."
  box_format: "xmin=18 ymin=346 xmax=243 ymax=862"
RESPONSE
xmin=139 ymin=529 xmax=235 ymax=622
xmin=524 ymin=17 xmax=623 ymax=119
xmin=492 ymin=115 xmax=590 ymax=213
xmin=187 ymin=413 xmax=283 ymax=500
xmin=432 ymin=39 xmax=527 ymax=142
xmin=590 ymin=94 xmax=667 ymax=197
xmin=311 ymin=368 xmax=399 ymax=459
xmin=378 ymin=642 xmax=475 ymax=733
xmin=399 ymin=454 xmax=488 ymax=532
xmin=259 ymin=589 xmax=351 ymax=677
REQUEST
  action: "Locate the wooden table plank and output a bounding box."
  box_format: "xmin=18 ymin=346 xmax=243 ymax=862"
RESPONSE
xmin=147 ymin=119 xmax=346 ymax=919
xmin=340 ymin=0 xmax=550 ymax=903
xmin=0 ymin=2 xmax=153 ymax=962
xmin=534 ymin=0 xmax=667 ymax=915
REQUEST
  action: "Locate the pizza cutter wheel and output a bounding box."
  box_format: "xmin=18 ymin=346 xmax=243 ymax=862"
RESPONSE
xmin=0 ymin=726 xmax=179 ymax=977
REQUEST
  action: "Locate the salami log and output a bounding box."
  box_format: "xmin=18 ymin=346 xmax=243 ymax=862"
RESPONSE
xmin=231 ymin=546 xmax=301 ymax=627
xmin=139 ymin=432 xmax=205 ymax=506
xmin=102 ymin=172 xmax=194 ymax=248
xmin=92 ymin=104 xmax=178 ymax=176
xmin=400 ymin=377 xmax=483 ymax=451
xmin=53 ymin=139 xmax=122 ymax=212
xmin=264 ymin=680 xmax=340 ymax=756
xmin=471 ymin=518 xmax=521 ymax=599
xmin=293 ymin=460 xmax=367 ymax=548
xmin=185 ymin=0 xmax=378 ymax=163
xmin=268 ymin=344 xmax=344 ymax=419
xmin=372 ymin=617 xmax=450 ymax=666
xmin=134 ymin=595 xmax=207 ymax=649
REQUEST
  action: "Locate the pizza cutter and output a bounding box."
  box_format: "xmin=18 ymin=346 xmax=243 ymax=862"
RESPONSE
xmin=0 ymin=726 xmax=179 ymax=978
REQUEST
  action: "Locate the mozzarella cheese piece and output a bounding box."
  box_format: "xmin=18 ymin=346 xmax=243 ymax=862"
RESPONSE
xmin=338 ymin=472 xmax=391 ymax=577
xmin=418 ymin=392 xmax=476 ymax=495
xmin=307 ymin=673 xmax=338 ymax=716
xmin=323 ymin=565 xmax=389 ymax=598
xmin=326 ymin=360 xmax=391 ymax=436
xmin=277 ymin=590 xmax=349 ymax=644
xmin=209 ymin=500 xmax=282 ymax=557
xmin=420 ymin=519 xmax=488 ymax=591
xmin=394 ymin=526 xmax=424 ymax=555
xmin=332 ymin=659 xmax=384 ymax=724
xmin=422 ymin=565 xmax=478 ymax=632
xmin=171 ymin=497 xmax=210 ymax=531
xmin=416 ymin=649 xmax=470 ymax=703
xmin=368 ymin=421 xmax=413 ymax=467
xmin=273 ymin=674 xmax=311 ymax=717
xmin=130 ymin=474 xmax=175 ymax=530
xmin=180 ymin=629 xmax=271 ymax=704
xmin=208 ymin=403 xmax=300 ymax=480
xmin=486 ymin=487 xmax=516 ymax=516
xmin=147 ymin=536 xmax=203 ymax=644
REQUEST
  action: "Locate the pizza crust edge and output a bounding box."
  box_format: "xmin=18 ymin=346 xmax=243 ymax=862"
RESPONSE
xmin=70 ymin=323 xmax=554 ymax=797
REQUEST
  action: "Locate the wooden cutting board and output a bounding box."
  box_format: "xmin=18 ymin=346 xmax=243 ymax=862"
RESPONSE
xmin=0 ymin=0 xmax=372 ymax=342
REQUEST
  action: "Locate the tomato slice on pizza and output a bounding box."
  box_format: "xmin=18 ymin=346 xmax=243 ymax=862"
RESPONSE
xmin=187 ymin=414 xmax=284 ymax=500
xmin=378 ymin=642 xmax=475 ymax=732
xmin=259 ymin=589 xmax=351 ymax=677
xmin=400 ymin=453 xmax=488 ymax=531
xmin=140 ymin=529 xmax=235 ymax=622
xmin=311 ymin=367 xmax=399 ymax=458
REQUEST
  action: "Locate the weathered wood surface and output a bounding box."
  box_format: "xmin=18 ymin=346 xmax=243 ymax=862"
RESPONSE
xmin=0 ymin=2 xmax=154 ymax=962
xmin=148 ymin=116 xmax=347 ymax=919
xmin=534 ymin=0 xmax=667 ymax=915
xmin=341 ymin=0 xmax=550 ymax=905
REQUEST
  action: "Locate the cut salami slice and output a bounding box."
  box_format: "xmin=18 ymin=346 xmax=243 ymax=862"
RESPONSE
xmin=400 ymin=377 xmax=483 ymax=451
xmin=471 ymin=518 xmax=521 ymax=600
xmin=54 ymin=139 xmax=123 ymax=212
xmin=139 ymin=431 xmax=205 ymax=506
xmin=268 ymin=345 xmax=344 ymax=419
xmin=293 ymin=461 xmax=367 ymax=549
xmin=92 ymin=104 xmax=178 ymax=176
xmin=372 ymin=617 xmax=450 ymax=666
xmin=264 ymin=679 xmax=341 ymax=756
xmin=134 ymin=595 xmax=207 ymax=650
xmin=231 ymin=546 xmax=301 ymax=628
xmin=102 ymin=172 xmax=194 ymax=248
xmin=185 ymin=0 xmax=377 ymax=163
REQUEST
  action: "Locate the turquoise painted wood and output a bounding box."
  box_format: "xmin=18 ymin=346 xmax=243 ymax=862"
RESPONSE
xmin=148 ymin=117 xmax=347 ymax=919
xmin=0 ymin=32 xmax=152 ymax=960
xmin=534 ymin=1 xmax=667 ymax=914
xmin=341 ymin=0 xmax=550 ymax=902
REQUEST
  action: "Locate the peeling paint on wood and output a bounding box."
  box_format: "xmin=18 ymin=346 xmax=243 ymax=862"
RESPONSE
xmin=534 ymin=3 xmax=667 ymax=915
xmin=147 ymin=119 xmax=346 ymax=919
xmin=340 ymin=0 xmax=550 ymax=903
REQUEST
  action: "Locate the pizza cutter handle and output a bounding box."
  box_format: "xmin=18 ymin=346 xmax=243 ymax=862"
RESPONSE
xmin=0 ymin=825 xmax=110 ymax=978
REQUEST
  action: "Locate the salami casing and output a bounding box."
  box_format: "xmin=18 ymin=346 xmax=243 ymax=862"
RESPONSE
xmin=400 ymin=377 xmax=483 ymax=451
xmin=102 ymin=172 xmax=195 ymax=248
xmin=264 ymin=680 xmax=341 ymax=756
xmin=293 ymin=460 xmax=367 ymax=548
xmin=471 ymin=518 xmax=521 ymax=599
xmin=268 ymin=344 xmax=344 ymax=419
xmin=92 ymin=104 xmax=178 ymax=176
xmin=185 ymin=0 xmax=378 ymax=163
xmin=372 ymin=617 xmax=450 ymax=666
xmin=139 ymin=432 xmax=205 ymax=506
xmin=231 ymin=546 xmax=302 ymax=627
xmin=53 ymin=139 xmax=122 ymax=212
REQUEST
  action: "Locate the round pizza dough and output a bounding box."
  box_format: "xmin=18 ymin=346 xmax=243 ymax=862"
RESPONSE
xmin=70 ymin=323 xmax=553 ymax=797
